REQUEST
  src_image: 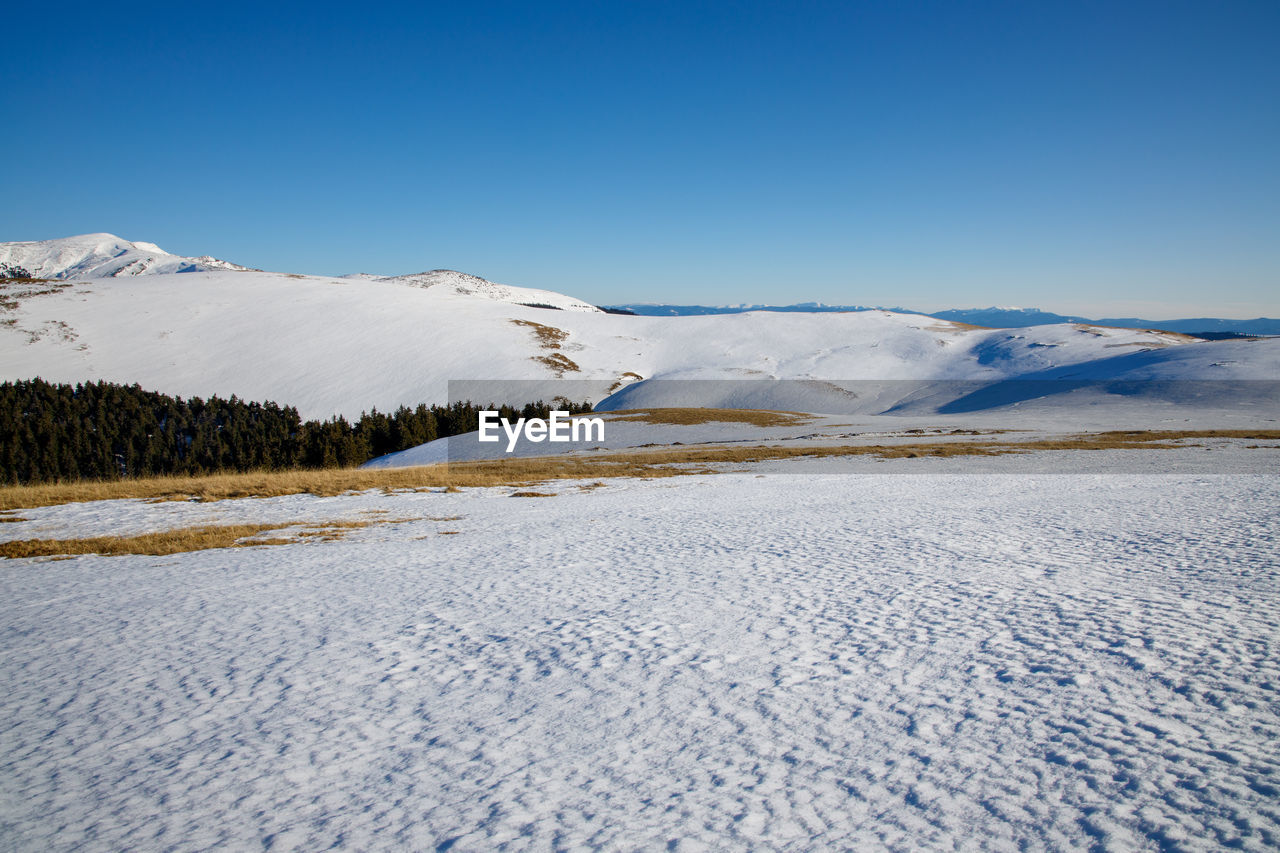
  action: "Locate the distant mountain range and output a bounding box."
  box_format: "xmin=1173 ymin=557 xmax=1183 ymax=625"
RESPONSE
xmin=930 ymin=307 xmax=1280 ymax=337
xmin=610 ymin=304 xmax=1280 ymax=337
xmin=608 ymin=302 xmax=885 ymax=316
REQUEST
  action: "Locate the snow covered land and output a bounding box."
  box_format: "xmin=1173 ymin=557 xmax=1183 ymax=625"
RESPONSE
xmin=2 ymin=449 xmax=1279 ymax=850
xmin=3 ymin=234 xmax=1279 ymax=850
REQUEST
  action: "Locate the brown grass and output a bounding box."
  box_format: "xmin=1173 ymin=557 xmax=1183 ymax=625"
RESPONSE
xmin=603 ymin=408 xmax=815 ymax=427
xmin=510 ymin=318 xmax=569 ymax=348
xmin=608 ymin=371 xmax=646 ymax=392
xmin=532 ymin=352 xmax=581 ymax=375
xmin=0 ymin=517 xmax=424 ymax=559
xmin=0 ymin=523 xmax=299 ymax=559
xmin=510 ymin=491 xmax=556 ymax=498
xmin=510 ymin=319 xmax=579 ymax=373
xmin=1 ymin=429 xmax=1275 ymax=512
xmin=1071 ymin=429 xmax=1280 ymax=443
xmin=0 ymin=279 xmax=73 ymax=311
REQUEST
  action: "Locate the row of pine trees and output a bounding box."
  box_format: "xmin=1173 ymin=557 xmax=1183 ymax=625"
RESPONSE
xmin=0 ymin=379 xmax=591 ymax=485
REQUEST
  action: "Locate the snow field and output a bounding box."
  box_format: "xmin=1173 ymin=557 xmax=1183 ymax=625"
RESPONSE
xmin=2 ymin=467 xmax=1278 ymax=850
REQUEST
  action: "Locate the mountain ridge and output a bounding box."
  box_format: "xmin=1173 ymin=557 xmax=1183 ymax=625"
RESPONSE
xmin=0 ymin=233 xmax=256 ymax=279
xmin=2 ymin=234 xmax=1277 ymax=421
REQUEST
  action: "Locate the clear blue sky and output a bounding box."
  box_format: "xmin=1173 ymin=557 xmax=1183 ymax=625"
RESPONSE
xmin=3 ymin=0 xmax=1277 ymax=317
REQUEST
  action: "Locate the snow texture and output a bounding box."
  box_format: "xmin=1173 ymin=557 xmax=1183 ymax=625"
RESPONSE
xmin=2 ymin=454 xmax=1279 ymax=851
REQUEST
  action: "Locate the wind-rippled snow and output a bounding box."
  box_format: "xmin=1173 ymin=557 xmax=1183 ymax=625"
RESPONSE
xmin=2 ymin=471 xmax=1279 ymax=850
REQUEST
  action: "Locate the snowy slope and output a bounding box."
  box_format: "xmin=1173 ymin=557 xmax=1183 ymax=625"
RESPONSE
xmin=2 ymin=235 xmax=1278 ymax=420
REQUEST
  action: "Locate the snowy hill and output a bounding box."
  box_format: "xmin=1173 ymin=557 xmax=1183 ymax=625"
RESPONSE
xmin=2 ymin=235 xmax=1278 ymax=421
xmin=0 ymin=233 xmax=255 ymax=279
xmin=374 ymin=269 xmax=602 ymax=312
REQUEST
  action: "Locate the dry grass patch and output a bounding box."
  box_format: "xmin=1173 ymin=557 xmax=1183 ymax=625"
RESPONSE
xmin=3 ymin=429 xmax=1276 ymax=512
xmin=0 ymin=468 xmax=460 ymax=511
xmin=0 ymin=516 xmax=424 ymax=559
xmin=288 ymin=518 xmax=420 ymax=542
xmin=510 ymin=491 xmax=557 ymax=498
xmin=532 ymin=352 xmax=581 ymax=375
xmin=0 ymin=456 xmax=692 ymax=510
xmin=0 ymin=515 xmax=27 ymax=523
xmin=510 ymin=318 xmax=569 ymax=348
xmin=510 ymin=319 xmax=580 ymax=374
xmin=608 ymin=372 xmax=646 ymax=392
xmin=0 ymin=523 xmax=298 ymax=559
xmin=604 ymin=408 xmax=815 ymax=427
xmin=0 ymin=279 xmax=72 ymax=311
xmin=1070 ymin=429 xmax=1280 ymax=444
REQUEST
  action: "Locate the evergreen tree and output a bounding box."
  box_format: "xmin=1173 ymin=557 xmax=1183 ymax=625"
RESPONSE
xmin=0 ymin=379 xmax=592 ymax=484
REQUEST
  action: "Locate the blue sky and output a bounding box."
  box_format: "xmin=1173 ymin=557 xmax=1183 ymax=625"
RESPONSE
xmin=2 ymin=0 xmax=1277 ymax=317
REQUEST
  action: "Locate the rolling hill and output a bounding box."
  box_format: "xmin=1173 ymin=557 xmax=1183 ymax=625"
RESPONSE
xmin=2 ymin=234 xmax=1277 ymax=422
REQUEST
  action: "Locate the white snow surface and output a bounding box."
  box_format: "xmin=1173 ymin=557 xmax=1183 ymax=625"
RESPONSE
xmin=3 ymin=237 xmax=1278 ymax=420
xmin=2 ymin=452 xmax=1279 ymax=850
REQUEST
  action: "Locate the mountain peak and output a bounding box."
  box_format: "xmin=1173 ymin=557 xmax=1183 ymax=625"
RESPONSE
xmin=0 ymin=233 xmax=250 ymax=279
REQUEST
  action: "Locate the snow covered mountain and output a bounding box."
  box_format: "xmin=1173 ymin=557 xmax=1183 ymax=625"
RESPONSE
xmin=0 ymin=233 xmax=256 ymax=279
xmin=1 ymin=234 xmax=602 ymax=313
xmin=2 ymin=234 xmax=1278 ymax=421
